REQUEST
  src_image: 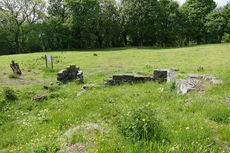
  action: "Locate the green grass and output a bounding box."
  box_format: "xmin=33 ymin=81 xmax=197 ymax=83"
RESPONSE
xmin=0 ymin=44 xmax=230 ymax=152
xmin=8 ymin=73 xmax=20 ymax=79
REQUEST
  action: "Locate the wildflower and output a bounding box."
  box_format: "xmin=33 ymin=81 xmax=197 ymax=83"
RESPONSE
xmin=142 ymin=118 xmax=146 ymax=122
xmin=186 ymin=127 xmax=190 ymax=130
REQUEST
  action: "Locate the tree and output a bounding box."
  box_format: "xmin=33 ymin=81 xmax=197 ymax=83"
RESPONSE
xmin=182 ymin=0 xmax=217 ymax=44
xmin=94 ymin=0 xmax=121 ymax=48
xmin=156 ymin=0 xmax=182 ymax=47
xmin=65 ymin=0 xmax=101 ymax=48
xmin=206 ymin=3 xmax=230 ymax=43
xmin=121 ymin=0 xmax=158 ymax=46
xmin=0 ymin=0 xmax=45 ymax=53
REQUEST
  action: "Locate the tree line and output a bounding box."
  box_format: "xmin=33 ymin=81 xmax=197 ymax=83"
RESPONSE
xmin=0 ymin=0 xmax=229 ymax=55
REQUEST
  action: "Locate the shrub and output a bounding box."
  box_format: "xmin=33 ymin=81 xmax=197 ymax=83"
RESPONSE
xmin=223 ymin=34 xmax=230 ymax=43
xmin=197 ymin=66 xmax=204 ymax=72
xmin=3 ymin=87 xmax=18 ymax=101
xmin=117 ymin=106 xmax=166 ymax=141
xmin=8 ymin=73 xmax=20 ymax=79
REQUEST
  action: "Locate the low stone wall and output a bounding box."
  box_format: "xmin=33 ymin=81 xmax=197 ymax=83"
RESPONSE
xmin=105 ymin=69 xmax=176 ymax=85
xmin=105 ymin=74 xmax=153 ymax=85
xmin=57 ymin=65 xmax=84 ymax=83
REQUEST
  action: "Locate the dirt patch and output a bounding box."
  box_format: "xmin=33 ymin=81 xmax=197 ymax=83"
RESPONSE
xmin=110 ymin=65 xmax=124 ymax=69
xmin=0 ymin=70 xmax=43 ymax=86
xmin=58 ymin=123 xmax=104 ymax=153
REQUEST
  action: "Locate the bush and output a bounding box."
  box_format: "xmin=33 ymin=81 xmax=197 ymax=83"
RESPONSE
xmin=3 ymin=87 xmax=18 ymax=101
xmin=223 ymin=34 xmax=230 ymax=43
xmin=8 ymin=73 xmax=20 ymax=79
xmin=197 ymin=66 xmax=204 ymax=72
xmin=117 ymin=106 xmax=166 ymax=141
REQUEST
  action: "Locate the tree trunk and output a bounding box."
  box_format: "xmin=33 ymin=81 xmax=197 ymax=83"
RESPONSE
xmin=123 ymin=32 xmax=127 ymax=46
xmin=197 ymin=36 xmax=201 ymax=45
xmin=98 ymin=38 xmax=103 ymax=48
xmin=15 ymin=31 xmax=20 ymax=53
xmin=139 ymin=38 xmax=143 ymax=47
xmin=218 ymin=33 xmax=223 ymax=43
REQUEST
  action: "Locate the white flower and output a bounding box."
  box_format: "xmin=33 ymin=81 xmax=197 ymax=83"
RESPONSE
xmin=186 ymin=127 xmax=190 ymax=130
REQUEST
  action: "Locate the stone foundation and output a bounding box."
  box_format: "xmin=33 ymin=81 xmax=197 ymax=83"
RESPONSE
xmin=57 ymin=65 xmax=84 ymax=83
xmin=105 ymin=69 xmax=177 ymax=85
xmin=104 ymin=67 xmax=223 ymax=95
xmin=105 ymin=74 xmax=153 ymax=85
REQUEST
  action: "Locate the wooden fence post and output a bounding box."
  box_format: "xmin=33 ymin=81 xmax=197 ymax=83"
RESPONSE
xmin=51 ymin=56 xmax=53 ymax=69
xmin=45 ymin=55 xmax=48 ymax=68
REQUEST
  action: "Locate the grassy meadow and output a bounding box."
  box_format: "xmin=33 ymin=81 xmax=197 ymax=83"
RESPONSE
xmin=0 ymin=44 xmax=230 ymax=152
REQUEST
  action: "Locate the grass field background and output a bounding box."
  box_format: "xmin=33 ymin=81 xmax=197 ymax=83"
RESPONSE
xmin=0 ymin=44 xmax=230 ymax=152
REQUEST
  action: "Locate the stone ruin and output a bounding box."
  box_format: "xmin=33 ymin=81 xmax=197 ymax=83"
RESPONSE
xmin=57 ymin=65 xmax=84 ymax=83
xmin=105 ymin=74 xmax=153 ymax=85
xmin=175 ymin=74 xmax=223 ymax=95
xmin=105 ymin=68 xmax=223 ymax=95
xmin=105 ymin=69 xmax=176 ymax=85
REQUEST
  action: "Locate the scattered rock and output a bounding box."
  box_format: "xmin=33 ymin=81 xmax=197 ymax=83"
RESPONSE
xmin=76 ymin=84 xmax=99 ymax=98
xmin=175 ymin=79 xmax=197 ymax=95
xmin=33 ymin=94 xmax=47 ymax=102
xmin=201 ymin=75 xmax=216 ymax=80
xmin=201 ymin=75 xmax=223 ymax=85
xmin=57 ymin=65 xmax=84 ymax=83
xmin=168 ymin=71 xmax=179 ymax=82
xmin=43 ymin=85 xmax=50 ymax=90
xmin=187 ymin=74 xmax=200 ymax=79
xmin=225 ymin=97 xmax=230 ymax=103
xmin=210 ymin=79 xmax=223 ymax=85
xmin=43 ymin=82 xmax=58 ymax=90
xmin=171 ymin=67 xmax=179 ymax=71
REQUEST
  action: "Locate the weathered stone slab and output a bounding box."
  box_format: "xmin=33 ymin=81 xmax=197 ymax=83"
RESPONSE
xmin=113 ymin=74 xmax=125 ymax=80
xmin=187 ymin=74 xmax=200 ymax=79
xmin=171 ymin=67 xmax=179 ymax=71
xmin=76 ymin=84 xmax=99 ymax=97
xmin=210 ymin=79 xmax=223 ymax=85
xmin=134 ymin=75 xmax=153 ymax=81
xmin=175 ymin=79 xmax=196 ymax=95
xmin=122 ymin=74 xmax=135 ymax=81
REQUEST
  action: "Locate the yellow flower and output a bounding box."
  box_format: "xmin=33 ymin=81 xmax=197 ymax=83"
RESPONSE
xmin=142 ymin=118 xmax=146 ymax=122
